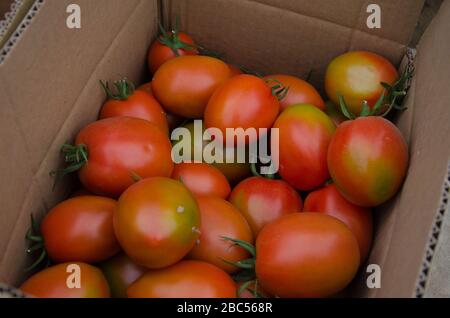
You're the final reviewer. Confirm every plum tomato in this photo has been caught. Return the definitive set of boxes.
[113,177,200,269]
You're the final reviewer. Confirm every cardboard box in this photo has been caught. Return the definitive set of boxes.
[0,0,449,297]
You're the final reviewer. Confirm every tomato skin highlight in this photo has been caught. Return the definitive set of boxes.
[171,163,231,199]
[264,74,325,111]
[205,74,280,145]
[273,104,336,191]
[99,90,169,135]
[327,116,408,207]
[20,262,110,298]
[325,51,398,115]
[114,177,200,269]
[100,253,147,298]
[256,213,360,298]
[152,55,231,118]
[229,176,303,235]
[41,196,120,263]
[148,32,198,74]
[76,117,173,197]
[304,184,373,261]
[187,196,253,273]
[127,260,236,298]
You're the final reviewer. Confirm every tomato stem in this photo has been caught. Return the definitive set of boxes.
[50,143,88,189]
[24,214,49,272]
[100,78,135,101]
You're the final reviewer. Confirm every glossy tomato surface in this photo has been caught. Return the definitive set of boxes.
[99,90,168,135]
[205,74,280,145]
[171,163,231,199]
[304,184,373,261]
[100,253,147,298]
[148,32,198,74]
[264,74,325,111]
[327,116,408,207]
[273,104,336,191]
[325,51,398,115]
[76,117,173,197]
[256,213,360,298]
[127,260,236,298]
[187,196,253,273]
[152,55,231,118]
[114,177,200,269]
[41,196,120,263]
[229,176,303,235]
[21,262,110,298]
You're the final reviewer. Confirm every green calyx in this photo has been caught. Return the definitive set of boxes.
[250,162,276,180]
[338,67,413,120]
[264,77,289,101]
[158,21,196,57]
[100,78,135,101]
[25,214,50,272]
[50,143,88,189]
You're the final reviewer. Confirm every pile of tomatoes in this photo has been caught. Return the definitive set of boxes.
[20,26,409,298]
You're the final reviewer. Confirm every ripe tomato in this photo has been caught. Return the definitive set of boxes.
[187,196,253,273]
[325,51,398,115]
[228,64,243,76]
[148,30,198,74]
[256,213,360,297]
[114,177,200,269]
[72,117,173,197]
[41,196,120,263]
[204,74,280,145]
[327,116,408,207]
[304,184,373,261]
[171,163,231,199]
[127,260,236,298]
[20,262,110,298]
[229,176,303,235]
[152,55,231,118]
[273,104,336,191]
[264,74,325,111]
[99,81,168,135]
[100,253,147,298]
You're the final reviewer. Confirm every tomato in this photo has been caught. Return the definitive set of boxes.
[187,196,253,273]
[256,213,360,297]
[41,196,120,263]
[20,262,110,298]
[127,260,236,298]
[228,64,243,76]
[273,104,336,191]
[99,80,168,135]
[304,184,373,261]
[70,117,173,197]
[148,30,198,74]
[152,55,231,118]
[100,253,147,298]
[229,176,303,235]
[205,74,280,145]
[114,177,200,269]
[172,163,231,199]
[325,51,398,115]
[264,74,325,111]
[327,116,408,207]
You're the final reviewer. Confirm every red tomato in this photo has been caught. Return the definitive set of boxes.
[256,213,360,297]
[327,116,408,207]
[41,196,120,263]
[73,117,173,197]
[148,31,198,74]
[325,51,398,115]
[264,74,325,111]
[127,260,236,298]
[114,177,200,269]
[229,176,303,235]
[273,104,336,191]
[171,163,231,199]
[205,74,280,145]
[100,253,147,298]
[152,55,231,118]
[304,184,373,261]
[187,196,253,273]
[228,64,243,76]
[21,262,110,298]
